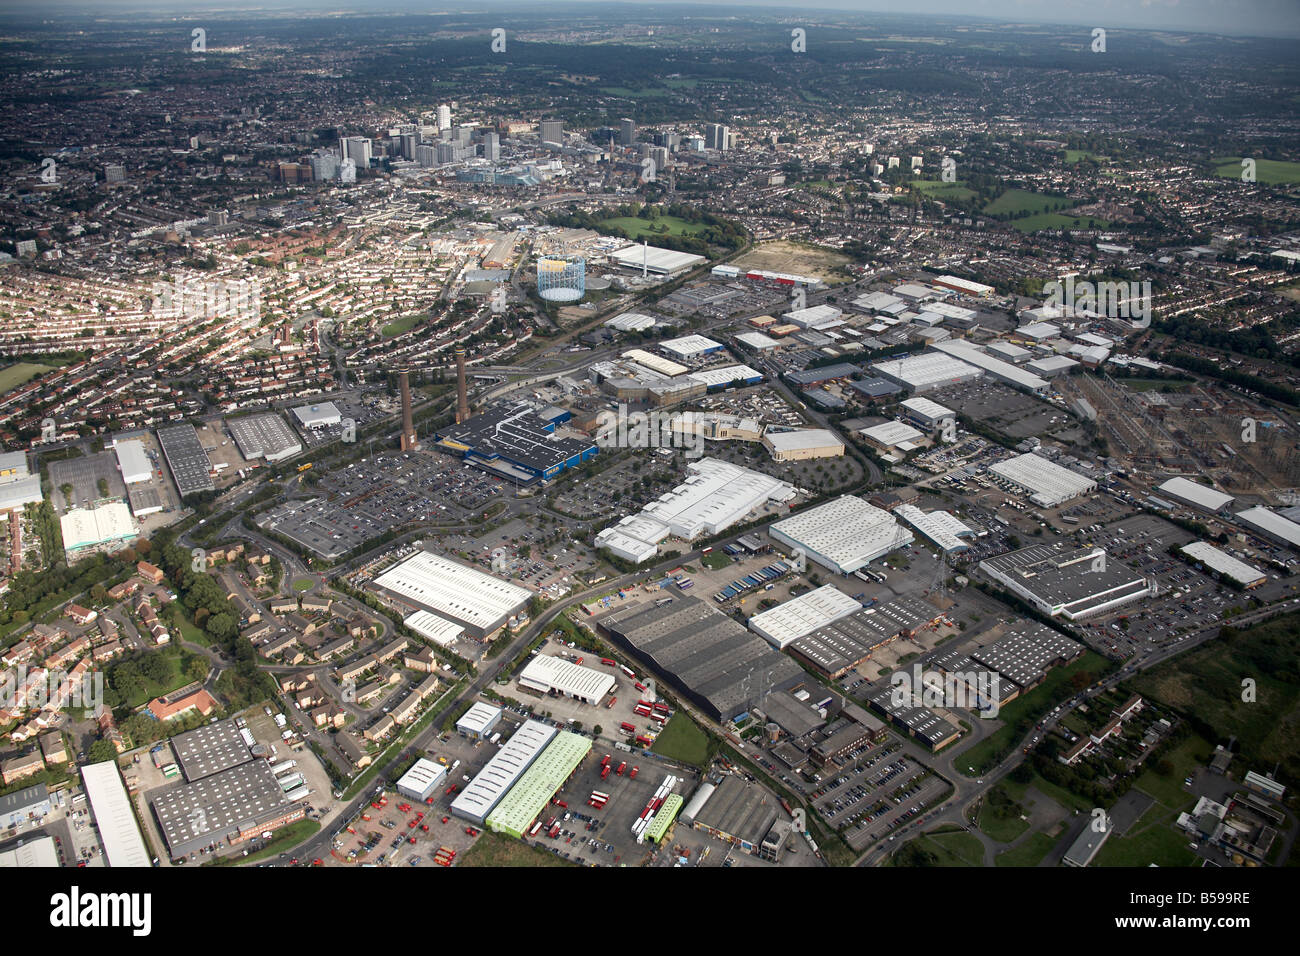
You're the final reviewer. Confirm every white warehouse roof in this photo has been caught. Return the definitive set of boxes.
[608,244,706,275]
[373,551,531,631]
[403,610,465,646]
[451,719,557,822]
[1158,477,1234,513]
[861,420,927,451]
[1236,506,1300,549]
[895,504,975,553]
[770,495,914,574]
[784,304,843,329]
[457,702,504,736]
[81,761,151,867]
[113,439,153,484]
[900,397,955,423]
[1180,541,1265,587]
[518,655,616,703]
[689,364,762,389]
[930,340,1049,392]
[870,352,983,392]
[764,429,845,454]
[659,334,724,359]
[990,453,1097,507]
[748,585,862,650]
[291,401,343,428]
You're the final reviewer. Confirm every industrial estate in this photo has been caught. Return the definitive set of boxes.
[0,0,1296,902]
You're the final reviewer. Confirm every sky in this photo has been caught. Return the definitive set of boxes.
[8,0,1300,39]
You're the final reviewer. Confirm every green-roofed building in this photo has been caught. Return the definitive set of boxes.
[486,731,592,839]
[644,793,683,844]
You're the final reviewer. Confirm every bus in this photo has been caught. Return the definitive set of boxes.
[701,546,713,554]
[605,696,617,709]
[527,820,543,838]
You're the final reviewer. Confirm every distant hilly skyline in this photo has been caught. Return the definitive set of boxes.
[5,0,1300,39]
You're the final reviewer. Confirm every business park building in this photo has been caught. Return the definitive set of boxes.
[769,495,913,575]
[370,550,532,640]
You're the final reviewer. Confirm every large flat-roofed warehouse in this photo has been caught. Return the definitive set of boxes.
[169,718,253,781]
[860,420,928,458]
[930,340,1049,394]
[607,243,706,276]
[865,686,962,751]
[435,403,597,484]
[395,757,448,802]
[371,550,531,640]
[227,413,303,463]
[966,622,1084,690]
[595,457,795,563]
[156,423,214,496]
[658,334,725,361]
[600,597,803,722]
[518,654,616,705]
[1157,477,1235,514]
[788,595,943,678]
[894,504,976,553]
[899,396,955,428]
[151,759,303,861]
[762,428,845,461]
[686,774,779,853]
[60,503,139,555]
[485,731,592,838]
[748,585,862,650]
[81,761,151,867]
[1180,541,1267,588]
[291,401,343,429]
[451,719,557,825]
[1235,506,1300,551]
[113,439,153,484]
[980,543,1155,620]
[989,452,1096,507]
[769,495,914,575]
[869,352,982,393]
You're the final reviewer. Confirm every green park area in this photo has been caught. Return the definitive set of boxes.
[382,314,425,337]
[890,826,985,866]
[912,179,977,202]
[1212,156,1300,184]
[0,362,56,395]
[598,215,705,240]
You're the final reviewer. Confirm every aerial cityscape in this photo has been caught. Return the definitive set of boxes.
[0,0,1296,904]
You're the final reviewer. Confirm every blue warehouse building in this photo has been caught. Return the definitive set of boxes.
[435,403,597,485]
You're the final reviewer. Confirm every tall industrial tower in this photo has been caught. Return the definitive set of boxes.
[455,347,469,424]
[399,369,419,451]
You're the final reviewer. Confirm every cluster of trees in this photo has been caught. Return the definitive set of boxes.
[102,649,207,710]
[1164,352,1300,407]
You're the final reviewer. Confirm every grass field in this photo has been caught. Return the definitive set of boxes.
[1065,150,1108,163]
[982,188,1072,217]
[1130,614,1300,783]
[978,783,1031,842]
[292,577,314,592]
[994,830,1057,867]
[650,712,711,766]
[382,314,425,337]
[892,828,986,866]
[1094,804,1197,867]
[1119,377,1192,392]
[1212,156,1300,184]
[598,215,705,240]
[700,551,731,570]
[0,362,55,395]
[1133,734,1212,810]
[1010,212,1111,233]
[458,830,574,867]
[912,179,977,202]
[957,651,1111,776]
